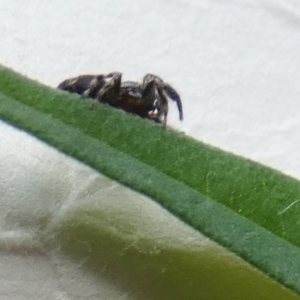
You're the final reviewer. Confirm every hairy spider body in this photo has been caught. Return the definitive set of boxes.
[58,72,183,125]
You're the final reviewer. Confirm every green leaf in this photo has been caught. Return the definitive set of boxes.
[1,65,300,299]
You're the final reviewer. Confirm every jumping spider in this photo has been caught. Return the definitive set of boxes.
[58,72,183,126]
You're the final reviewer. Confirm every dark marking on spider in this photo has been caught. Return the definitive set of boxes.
[58,72,183,126]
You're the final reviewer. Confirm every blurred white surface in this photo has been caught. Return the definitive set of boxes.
[1,0,300,299]
[0,121,213,300]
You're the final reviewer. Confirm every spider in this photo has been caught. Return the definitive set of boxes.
[58,72,183,126]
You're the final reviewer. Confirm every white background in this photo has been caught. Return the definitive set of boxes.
[1,1,300,299]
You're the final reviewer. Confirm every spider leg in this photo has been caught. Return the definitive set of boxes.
[141,77,165,123]
[96,72,122,105]
[141,78,156,104]
[143,74,183,121]
[58,75,98,95]
[81,75,104,98]
[142,74,169,125]
[58,73,116,99]
[82,73,117,98]
[143,73,163,85]
[156,84,169,127]
[162,83,183,121]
